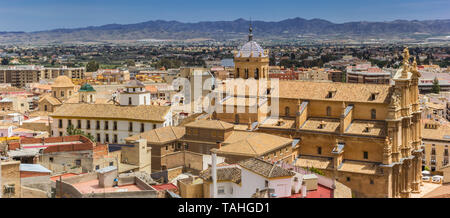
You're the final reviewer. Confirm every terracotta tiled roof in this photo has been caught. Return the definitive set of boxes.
[38,95,62,105]
[422,122,450,141]
[216,131,292,156]
[295,155,333,170]
[50,103,170,122]
[52,75,74,88]
[238,158,295,178]
[276,80,392,103]
[125,126,185,144]
[338,160,382,175]
[345,120,386,137]
[199,166,242,184]
[185,119,234,130]
[218,80,392,103]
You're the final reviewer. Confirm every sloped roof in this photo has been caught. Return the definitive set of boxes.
[126,80,145,88]
[79,83,95,92]
[125,126,185,144]
[216,131,292,156]
[237,41,267,58]
[238,158,295,178]
[20,164,52,173]
[38,95,62,105]
[276,80,392,103]
[51,103,170,122]
[185,119,234,130]
[52,75,74,88]
[199,167,242,184]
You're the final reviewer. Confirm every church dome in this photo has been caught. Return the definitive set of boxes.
[79,83,95,92]
[237,41,267,58]
[52,75,74,88]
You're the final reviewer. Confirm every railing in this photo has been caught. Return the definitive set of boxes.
[278,162,335,189]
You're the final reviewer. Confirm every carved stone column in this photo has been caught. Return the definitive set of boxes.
[400,160,411,198]
[412,155,421,193]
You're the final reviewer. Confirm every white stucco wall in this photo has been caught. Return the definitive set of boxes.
[51,117,170,144]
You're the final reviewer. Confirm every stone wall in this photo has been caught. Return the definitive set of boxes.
[21,185,49,198]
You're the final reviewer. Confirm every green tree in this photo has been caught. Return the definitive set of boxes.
[125,60,135,67]
[66,125,95,142]
[1,58,9,65]
[86,60,99,72]
[432,77,440,94]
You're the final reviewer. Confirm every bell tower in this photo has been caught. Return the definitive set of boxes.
[233,22,269,80]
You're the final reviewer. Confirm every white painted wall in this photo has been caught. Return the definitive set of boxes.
[119,92,151,106]
[208,166,293,198]
[51,118,169,144]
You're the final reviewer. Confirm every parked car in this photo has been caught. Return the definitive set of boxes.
[432,175,443,184]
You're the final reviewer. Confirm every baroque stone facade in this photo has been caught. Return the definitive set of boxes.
[212,28,422,198]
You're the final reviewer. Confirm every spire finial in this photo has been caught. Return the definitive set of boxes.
[248,18,253,42]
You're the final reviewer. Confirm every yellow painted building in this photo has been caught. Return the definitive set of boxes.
[212,28,422,198]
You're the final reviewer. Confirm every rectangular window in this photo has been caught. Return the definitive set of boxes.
[75,159,81,166]
[58,119,63,128]
[218,186,225,195]
[104,121,109,130]
[128,97,132,105]
[68,120,72,127]
[96,121,100,130]
[129,122,133,131]
[113,121,117,130]
[105,134,109,143]
[317,147,322,155]
[97,134,101,142]
[141,123,145,133]
[114,134,118,143]
[346,177,351,182]
[153,124,157,129]
[59,131,63,136]
[363,151,368,159]
[86,120,91,129]
[109,162,114,166]
[77,120,81,128]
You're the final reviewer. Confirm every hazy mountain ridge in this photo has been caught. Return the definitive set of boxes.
[1,17,449,44]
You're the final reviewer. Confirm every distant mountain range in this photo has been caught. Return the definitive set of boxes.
[1,18,449,44]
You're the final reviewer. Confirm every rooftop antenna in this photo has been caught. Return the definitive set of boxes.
[248,17,253,42]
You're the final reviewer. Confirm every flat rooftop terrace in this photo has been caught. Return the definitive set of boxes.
[22,141,83,149]
[72,179,144,194]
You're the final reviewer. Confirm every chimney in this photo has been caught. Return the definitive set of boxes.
[211,151,218,198]
[301,181,307,198]
[216,141,222,149]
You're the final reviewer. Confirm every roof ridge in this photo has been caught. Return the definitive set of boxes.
[169,126,177,140]
[154,128,161,142]
[245,138,258,155]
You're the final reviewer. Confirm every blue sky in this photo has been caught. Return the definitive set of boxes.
[0,0,449,32]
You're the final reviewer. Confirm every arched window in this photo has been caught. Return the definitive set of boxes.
[285,107,290,117]
[255,68,259,79]
[371,109,376,119]
[326,106,331,116]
